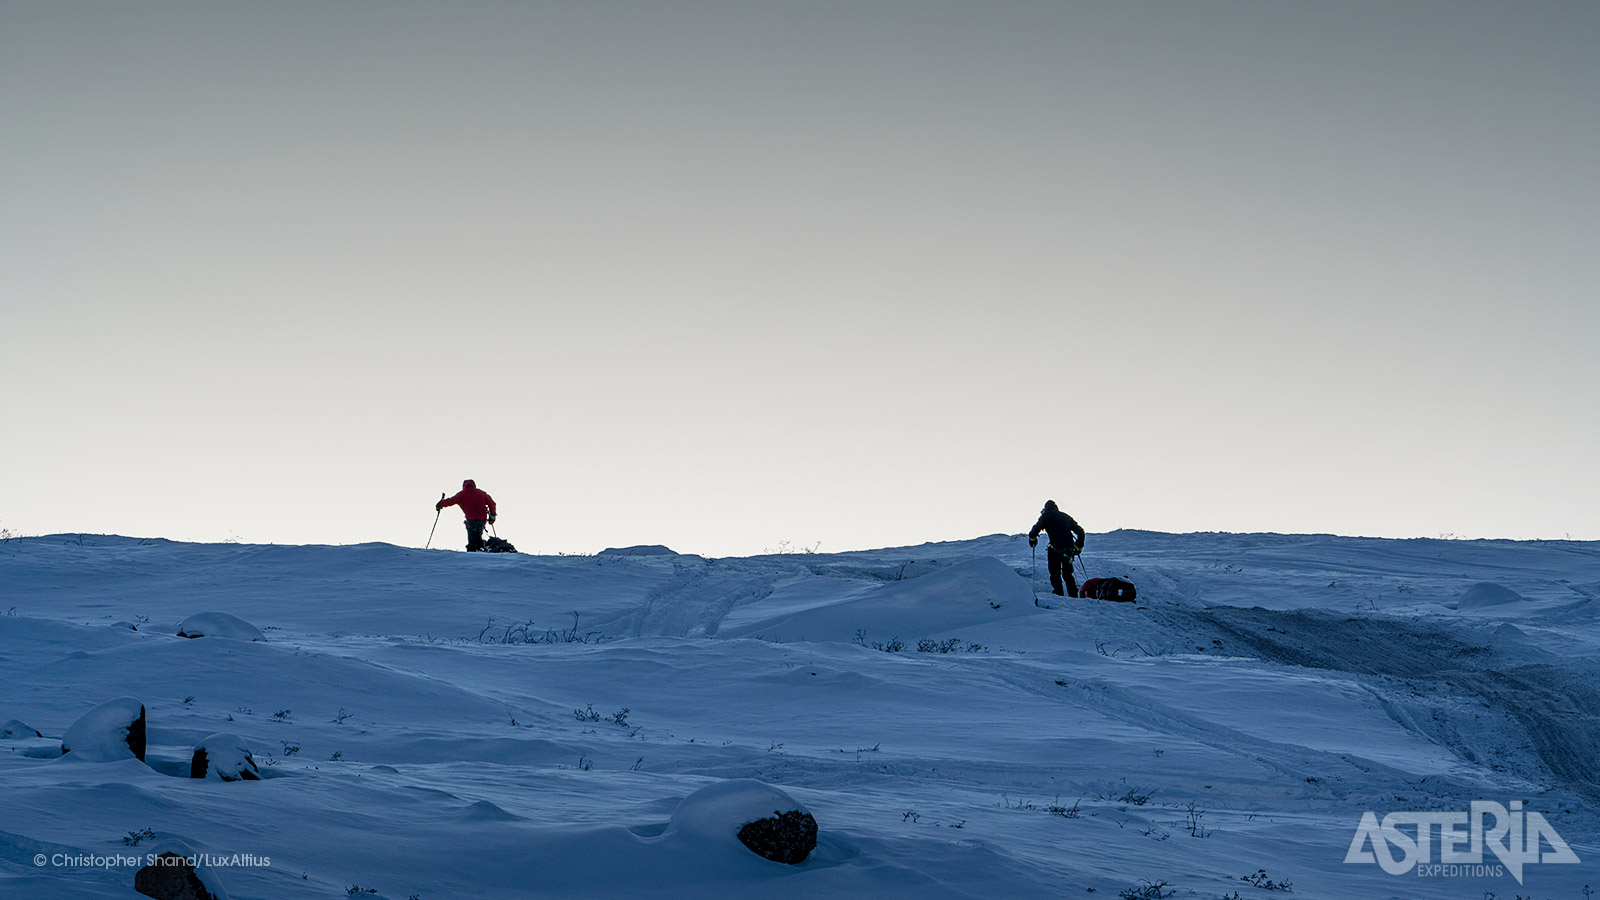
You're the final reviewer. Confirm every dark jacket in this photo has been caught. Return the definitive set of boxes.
[1029,507,1084,551]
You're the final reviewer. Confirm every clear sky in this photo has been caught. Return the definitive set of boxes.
[3,2,1597,556]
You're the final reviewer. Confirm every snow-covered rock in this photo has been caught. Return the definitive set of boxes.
[599,544,678,556]
[668,779,816,865]
[0,718,41,739]
[0,717,62,758]
[61,696,146,762]
[736,809,817,865]
[176,612,266,641]
[189,733,260,781]
[134,839,230,900]
[1456,581,1527,611]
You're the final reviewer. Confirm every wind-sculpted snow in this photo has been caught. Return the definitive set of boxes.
[1174,605,1600,803]
[716,556,1035,642]
[1,531,1597,898]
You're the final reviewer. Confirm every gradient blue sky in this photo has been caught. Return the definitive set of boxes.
[4,2,1597,555]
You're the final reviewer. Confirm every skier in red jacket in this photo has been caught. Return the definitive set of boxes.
[436,479,497,552]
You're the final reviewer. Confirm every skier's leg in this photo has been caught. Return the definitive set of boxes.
[1047,547,1066,596]
[1065,554,1079,598]
[465,520,486,552]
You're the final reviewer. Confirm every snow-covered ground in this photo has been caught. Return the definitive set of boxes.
[2,530,1597,899]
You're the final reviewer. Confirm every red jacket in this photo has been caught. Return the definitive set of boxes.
[439,480,496,521]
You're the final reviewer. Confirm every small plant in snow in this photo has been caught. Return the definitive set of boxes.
[282,742,300,756]
[1109,784,1153,806]
[764,540,820,554]
[1000,794,1080,818]
[851,630,905,652]
[610,708,630,727]
[476,612,605,645]
[915,637,983,653]
[271,709,292,722]
[1046,797,1082,819]
[122,828,156,846]
[1119,880,1174,900]
[577,755,593,771]
[346,887,378,896]
[1185,801,1212,837]
[1240,869,1291,890]
[333,708,352,724]
[183,695,195,706]
[902,811,920,823]
[329,750,343,761]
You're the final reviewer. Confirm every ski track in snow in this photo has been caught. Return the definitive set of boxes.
[1,530,1597,899]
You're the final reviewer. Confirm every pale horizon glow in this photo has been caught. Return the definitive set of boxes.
[3,2,1597,556]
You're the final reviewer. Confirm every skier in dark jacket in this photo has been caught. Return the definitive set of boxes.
[1029,500,1085,597]
[436,479,497,552]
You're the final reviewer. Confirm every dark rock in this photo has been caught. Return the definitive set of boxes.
[128,708,146,761]
[737,809,818,865]
[134,852,216,900]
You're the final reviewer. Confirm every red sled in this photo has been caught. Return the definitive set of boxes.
[1080,577,1137,603]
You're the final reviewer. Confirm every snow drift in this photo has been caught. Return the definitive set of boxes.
[1,531,1596,900]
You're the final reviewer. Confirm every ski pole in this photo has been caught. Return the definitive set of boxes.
[425,493,444,549]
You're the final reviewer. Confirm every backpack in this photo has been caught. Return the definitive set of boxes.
[482,536,518,553]
[1080,577,1136,602]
